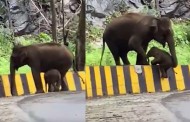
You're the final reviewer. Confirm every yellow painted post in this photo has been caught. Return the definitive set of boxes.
[94,66,103,96]
[143,66,155,93]
[116,66,126,94]
[104,66,114,95]
[129,66,140,93]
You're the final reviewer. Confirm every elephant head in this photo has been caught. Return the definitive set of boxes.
[10,44,28,94]
[150,17,178,68]
[147,47,158,58]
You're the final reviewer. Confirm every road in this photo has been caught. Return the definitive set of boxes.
[0,91,85,122]
[86,91,190,122]
[162,91,190,122]
[1,90,190,122]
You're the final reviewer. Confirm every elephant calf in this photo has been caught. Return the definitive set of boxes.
[44,69,61,92]
[147,47,174,78]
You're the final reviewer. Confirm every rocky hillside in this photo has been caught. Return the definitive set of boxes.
[0,0,189,36]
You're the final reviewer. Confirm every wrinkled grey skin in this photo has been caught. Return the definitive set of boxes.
[147,46,174,78]
[10,42,74,96]
[100,12,178,67]
[44,69,61,92]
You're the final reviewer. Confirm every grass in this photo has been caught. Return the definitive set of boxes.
[86,41,190,66]
[1,39,190,75]
[1,19,190,74]
[1,41,190,75]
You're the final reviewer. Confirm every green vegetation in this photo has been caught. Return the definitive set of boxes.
[0,16,190,75]
[86,19,190,66]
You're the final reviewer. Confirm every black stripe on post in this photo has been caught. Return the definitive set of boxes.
[20,74,30,95]
[8,75,18,96]
[64,77,68,89]
[89,67,97,97]
[100,66,107,96]
[167,68,177,91]
[73,73,82,91]
[0,76,5,97]
[110,66,119,95]
[151,65,162,92]
[123,66,132,94]
[138,66,147,93]
[181,65,190,90]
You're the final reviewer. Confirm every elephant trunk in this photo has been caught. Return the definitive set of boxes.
[167,36,178,68]
[146,51,153,64]
[146,51,151,58]
[10,61,16,95]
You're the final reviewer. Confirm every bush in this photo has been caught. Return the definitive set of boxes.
[172,21,190,45]
[0,31,54,74]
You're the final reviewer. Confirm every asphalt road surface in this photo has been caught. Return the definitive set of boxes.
[86,91,190,122]
[162,91,190,122]
[1,91,190,122]
[0,91,85,122]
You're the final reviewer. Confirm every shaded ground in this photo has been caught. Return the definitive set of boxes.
[2,90,190,122]
[0,91,85,122]
[162,91,190,122]
[86,92,183,122]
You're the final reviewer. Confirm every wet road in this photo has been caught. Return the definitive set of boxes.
[18,91,86,122]
[0,91,85,122]
[162,91,190,122]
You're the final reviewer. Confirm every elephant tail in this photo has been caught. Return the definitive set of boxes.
[100,36,106,66]
[72,60,85,84]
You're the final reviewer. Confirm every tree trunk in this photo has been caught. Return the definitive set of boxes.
[75,0,86,71]
[50,0,57,42]
[155,0,160,17]
[62,0,65,45]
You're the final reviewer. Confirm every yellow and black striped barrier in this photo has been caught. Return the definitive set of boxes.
[1,65,190,98]
[0,71,85,97]
[85,65,190,98]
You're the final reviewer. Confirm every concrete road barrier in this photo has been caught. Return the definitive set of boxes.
[0,71,85,97]
[1,65,190,98]
[85,65,190,98]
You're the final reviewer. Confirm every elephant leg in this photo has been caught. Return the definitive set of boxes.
[151,58,160,65]
[136,54,148,65]
[113,54,121,65]
[60,71,68,91]
[10,79,16,96]
[136,44,148,65]
[52,83,59,92]
[160,67,167,78]
[120,52,130,65]
[48,83,51,92]
[129,36,148,65]
[31,68,44,93]
[107,42,121,65]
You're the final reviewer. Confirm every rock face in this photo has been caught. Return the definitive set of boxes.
[0,0,189,36]
[0,0,73,36]
[86,0,190,26]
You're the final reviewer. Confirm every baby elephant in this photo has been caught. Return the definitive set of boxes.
[147,47,174,78]
[44,69,61,92]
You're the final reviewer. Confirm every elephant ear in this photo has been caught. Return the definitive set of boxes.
[20,51,28,63]
[149,18,158,34]
[12,47,28,63]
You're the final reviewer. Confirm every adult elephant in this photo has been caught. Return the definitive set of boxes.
[100,12,178,67]
[10,42,74,95]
